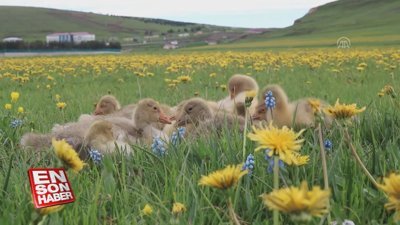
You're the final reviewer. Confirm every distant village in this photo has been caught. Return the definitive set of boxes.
[2,28,267,50]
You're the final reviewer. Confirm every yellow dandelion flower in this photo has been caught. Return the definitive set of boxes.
[379,173,400,220]
[331,69,340,73]
[198,164,247,190]
[46,84,51,89]
[168,83,177,88]
[177,75,192,83]
[47,75,54,81]
[220,84,227,91]
[248,123,307,165]
[245,90,257,107]
[18,107,24,113]
[308,98,322,114]
[37,205,65,215]
[379,85,396,98]
[172,79,181,84]
[172,202,186,214]
[11,92,20,102]
[245,90,257,98]
[5,104,12,110]
[356,66,365,72]
[323,99,366,120]
[358,62,367,68]
[142,204,153,216]
[52,139,85,173]
[56,102,67,110]
[291,153,310,166]
[55,94,61,101]
[209,73,216,78]
[261,181,330,218]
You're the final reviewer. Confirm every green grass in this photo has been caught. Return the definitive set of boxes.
[0,49,399,224]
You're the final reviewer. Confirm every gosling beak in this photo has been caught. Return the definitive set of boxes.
[176,119,185,127]
[251,114,261,120]
[93,110,102,116]
[159,111,172,124]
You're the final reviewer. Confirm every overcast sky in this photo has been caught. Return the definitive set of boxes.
[1,0,336,28]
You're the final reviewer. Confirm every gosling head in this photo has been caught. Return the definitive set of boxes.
[134,98,172,126]
[252,103,267,121]
[175,98,213,127]
[228,74,258,99]
[93,95,121,115]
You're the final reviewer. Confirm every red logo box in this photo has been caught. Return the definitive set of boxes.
[28,168,75,208]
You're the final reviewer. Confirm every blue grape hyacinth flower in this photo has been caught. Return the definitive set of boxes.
[265,149,285,173]
[152,136,167,157]
[171,127,186,146]
[88,148,103,164]
[10,119,23,128]
[242,153,255,175]
[265,91,276,109]
[324,139,333,151]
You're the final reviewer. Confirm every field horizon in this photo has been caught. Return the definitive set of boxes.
[1,0,400,50]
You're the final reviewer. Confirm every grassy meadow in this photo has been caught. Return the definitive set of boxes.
[0,6,213,41]
[191,0,400,50]
[0,49,400,225]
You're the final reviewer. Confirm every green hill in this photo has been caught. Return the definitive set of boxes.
[192,0,400,49]
[0,6,228,42]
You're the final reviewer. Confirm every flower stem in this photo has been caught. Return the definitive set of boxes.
[344,127,379,188]
[30,214,47,225]
[228,197,241,225]
[273,155,280,225]
[317,123,331,224]
[242,108,248,160]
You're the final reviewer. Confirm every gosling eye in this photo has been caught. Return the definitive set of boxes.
[187,107,193,113]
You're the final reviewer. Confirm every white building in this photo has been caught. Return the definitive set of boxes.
[144,35,160,39]
[163,44,178,50]
[2,37,23,42]
[163,40,179,49]
[46,32,95,44]
[178,33,190,38]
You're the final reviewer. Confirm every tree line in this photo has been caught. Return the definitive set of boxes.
[0,40,121,51]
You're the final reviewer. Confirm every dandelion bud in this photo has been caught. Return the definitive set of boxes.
[11,92,20,102]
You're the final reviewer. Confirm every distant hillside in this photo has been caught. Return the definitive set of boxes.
[194,0,400,49]
[0,6,232,42]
